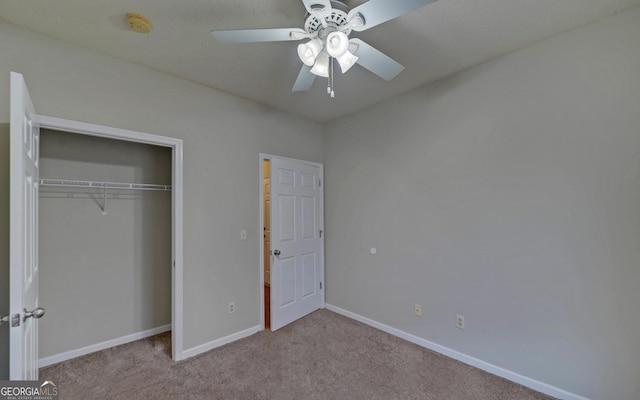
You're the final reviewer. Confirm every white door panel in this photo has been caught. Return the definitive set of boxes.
[270,157,323,331]
[279,256,296,306]
[10,72,42,380]
[301,252,317,298]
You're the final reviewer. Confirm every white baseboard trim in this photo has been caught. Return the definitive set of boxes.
[39,324,172,368]
[182,325,261,360]
[325,304,588,400]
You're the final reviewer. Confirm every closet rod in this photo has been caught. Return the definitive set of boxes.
[39,178,171,191]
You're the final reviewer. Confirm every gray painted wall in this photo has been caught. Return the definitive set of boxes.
[0,19,324,378]
[38,129,171,358]
[324,7,640,400]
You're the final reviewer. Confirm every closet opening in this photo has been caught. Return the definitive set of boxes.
[36,124,182,367]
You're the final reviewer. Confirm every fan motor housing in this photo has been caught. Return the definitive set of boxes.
[304,1,352,36]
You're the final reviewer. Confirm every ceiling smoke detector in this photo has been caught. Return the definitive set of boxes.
[127,13,152,34]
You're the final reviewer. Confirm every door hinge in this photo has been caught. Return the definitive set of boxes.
[320,282,323,289]
[319,179,321,187]
[319,229,323,238]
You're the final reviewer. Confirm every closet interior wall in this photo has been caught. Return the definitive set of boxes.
[38,129,172,360]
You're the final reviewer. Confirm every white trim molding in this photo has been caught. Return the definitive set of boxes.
[38,325,171,368]
[182,325,261,360]
[325,304,589,400]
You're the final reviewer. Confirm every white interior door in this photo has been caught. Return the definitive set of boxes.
[9,72,43,379]
[270,156,324,331]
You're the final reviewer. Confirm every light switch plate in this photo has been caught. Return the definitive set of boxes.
[240,229,247,240]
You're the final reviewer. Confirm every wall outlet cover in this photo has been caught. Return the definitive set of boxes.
[456,314,465,329]
[414,304,422,317]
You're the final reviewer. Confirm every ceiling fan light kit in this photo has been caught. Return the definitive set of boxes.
[211,0,438,97]
[298,39,324,66]
[326,31,349,56]
[334,50,358,73]
[326,31,358,73]
[310,50,330,78]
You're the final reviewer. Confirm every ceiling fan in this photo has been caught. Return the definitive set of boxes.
[211,0,437,97]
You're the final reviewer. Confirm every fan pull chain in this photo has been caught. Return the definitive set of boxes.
[327,58,331,95]
[331,57,335,98]
[328,57,335,98]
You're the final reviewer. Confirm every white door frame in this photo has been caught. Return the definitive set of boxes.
[34,114,185,361]
[258,153,325,330]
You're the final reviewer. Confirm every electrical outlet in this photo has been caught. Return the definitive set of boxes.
[228,302,235,314]
[414,304,422,317]
[456,314,465,329]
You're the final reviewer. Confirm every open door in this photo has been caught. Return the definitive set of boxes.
[270,156,324,331]
[9,72,44,379]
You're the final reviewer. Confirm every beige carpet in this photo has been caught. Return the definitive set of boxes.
[41,310,556,400]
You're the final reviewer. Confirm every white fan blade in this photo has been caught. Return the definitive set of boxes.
[302,0,333,19]
[347,0,437,32]
[292,65,316,92]
[211,28,307,43]
[350,39,404,81]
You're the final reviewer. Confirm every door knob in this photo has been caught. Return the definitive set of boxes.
[23,307,45,322]
[273,249,281,256]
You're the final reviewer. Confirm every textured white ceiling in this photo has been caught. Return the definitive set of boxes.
[1,0,639,121]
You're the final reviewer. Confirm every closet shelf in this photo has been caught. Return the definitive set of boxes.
[39,178,171,191]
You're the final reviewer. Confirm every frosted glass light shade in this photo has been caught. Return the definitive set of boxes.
[336,51,358,73]
[310,51,330,77]
[297,39,323,66]
[326,31,349,58]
